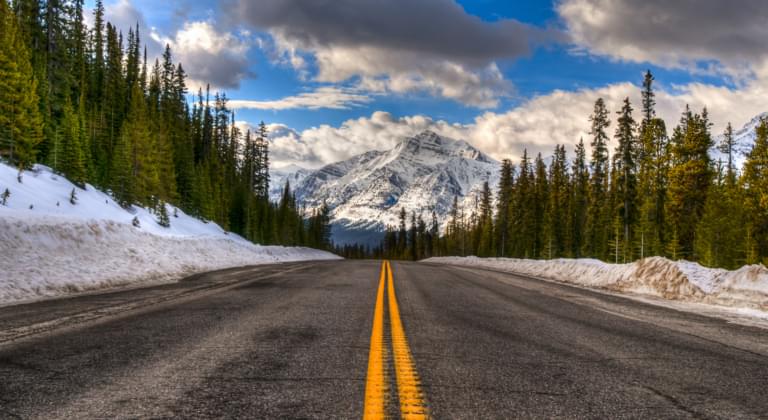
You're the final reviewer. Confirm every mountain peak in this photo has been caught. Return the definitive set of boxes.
[393,130,493,164]
[288,132,500,245]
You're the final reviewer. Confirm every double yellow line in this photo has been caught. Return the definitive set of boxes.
[363,260,428,419]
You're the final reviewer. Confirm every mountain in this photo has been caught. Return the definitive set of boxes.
[279,130,499,245]
[712,112,767,168]
[269,164,311,201]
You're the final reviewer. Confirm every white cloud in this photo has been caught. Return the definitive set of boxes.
[229,87,371,111]
[558,0,768,79]
[262,78,768,169]
[231,0,555,108]
[154,21,253,90]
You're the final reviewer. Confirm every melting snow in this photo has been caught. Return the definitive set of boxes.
[425,256,768,315]
[0,162,339,306]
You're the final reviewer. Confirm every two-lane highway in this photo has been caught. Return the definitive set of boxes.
[1,260,767,418]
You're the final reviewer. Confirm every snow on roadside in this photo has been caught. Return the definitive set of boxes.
[424,256,768,313]
[0,163,339,306]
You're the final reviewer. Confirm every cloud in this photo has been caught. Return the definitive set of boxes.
[262,77,768,169]
[229,87,371,111]
[154,21,254,90]
[99,1,252,90]
[558,0,768,77]
[230,0,556,107]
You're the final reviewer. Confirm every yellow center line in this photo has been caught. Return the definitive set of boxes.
[363,261,388,420]
[386,260,429,419]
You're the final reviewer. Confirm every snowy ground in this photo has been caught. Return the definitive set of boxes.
[0,162,339,306]
[425,256,768,319]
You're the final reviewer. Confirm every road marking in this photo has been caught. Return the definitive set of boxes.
[363,261,388,419]
[386,260,429,419]
[363,261,429,419]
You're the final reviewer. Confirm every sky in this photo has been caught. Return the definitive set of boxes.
[94,0,768,169]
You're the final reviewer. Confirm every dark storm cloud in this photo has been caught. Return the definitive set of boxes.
[559,0,768,69]
[228,0,556,66]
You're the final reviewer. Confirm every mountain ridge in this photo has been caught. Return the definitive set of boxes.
[271,130,499,245]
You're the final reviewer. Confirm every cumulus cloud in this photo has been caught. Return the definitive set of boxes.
[154,21,253,90]
[558,0,768,77]
[229,87,371,111]
[99,0,253,90]
[263,77,768,169]
[104,0,163,57]
[230,0,556,107]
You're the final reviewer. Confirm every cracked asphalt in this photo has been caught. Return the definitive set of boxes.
[1,260,767,418]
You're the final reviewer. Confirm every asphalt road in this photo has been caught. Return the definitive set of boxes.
[1,260,767,419]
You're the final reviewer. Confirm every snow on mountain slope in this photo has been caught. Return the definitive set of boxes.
[0,162,339,306]
[712,112,767,168]
[290,131,499,244]
[269,164,311,202]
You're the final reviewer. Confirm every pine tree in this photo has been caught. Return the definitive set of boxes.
[718,122,736,183]
[585,98,610,259]
[637,70,668,258]
[495,159,514,256]
[570,138,589,257]
[613,97,638,261]
[695,162,743,268]
[533,153,548,258]
[741,118,768,264]
[157,201,170,227]
[398,207,407,257]
[0,0,43,176]
[59,98,86,185]
[666,106,713,258]
[477,181,493,257]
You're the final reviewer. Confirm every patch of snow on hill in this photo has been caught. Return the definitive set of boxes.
[425,256,768,313]
[0,162,339,306]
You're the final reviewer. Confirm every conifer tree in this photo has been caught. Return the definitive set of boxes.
[741,118,768,264]
[157,201,170,227]
[477,181,494,257]
[695,161,743,268]
[666,106,713,258]
[495,159,514,256]
[613,97,638,261]
[585,98,610,259]
[0,0,43,176]
[545,145,569,258]
[59,98,87,185]
[570,139,589,257]
[533,153,548,258]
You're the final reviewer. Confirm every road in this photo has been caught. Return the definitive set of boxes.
[1,260,767,419]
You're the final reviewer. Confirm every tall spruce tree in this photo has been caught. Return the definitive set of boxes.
[741,118,768,264]
[585,98,611,259]
[666,106,713,258]
[613,97,638,261]
[0,0,43,176]
[495,159,514,257]
[570,138,589,257]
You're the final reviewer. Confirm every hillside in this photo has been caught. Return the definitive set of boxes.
[0,162,339,306]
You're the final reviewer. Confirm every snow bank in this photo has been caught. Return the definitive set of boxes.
[0,163,339,305]
[425,256,768,312]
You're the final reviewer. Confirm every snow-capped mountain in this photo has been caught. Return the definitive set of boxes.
[278,130,499,245]
[712,112,767,168]
[269,164,312,201]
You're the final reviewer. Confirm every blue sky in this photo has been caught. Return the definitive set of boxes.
[98,0,768,168]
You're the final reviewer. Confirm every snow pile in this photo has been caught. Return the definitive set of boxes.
[425,256,768,311]
[0,162,339,305]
